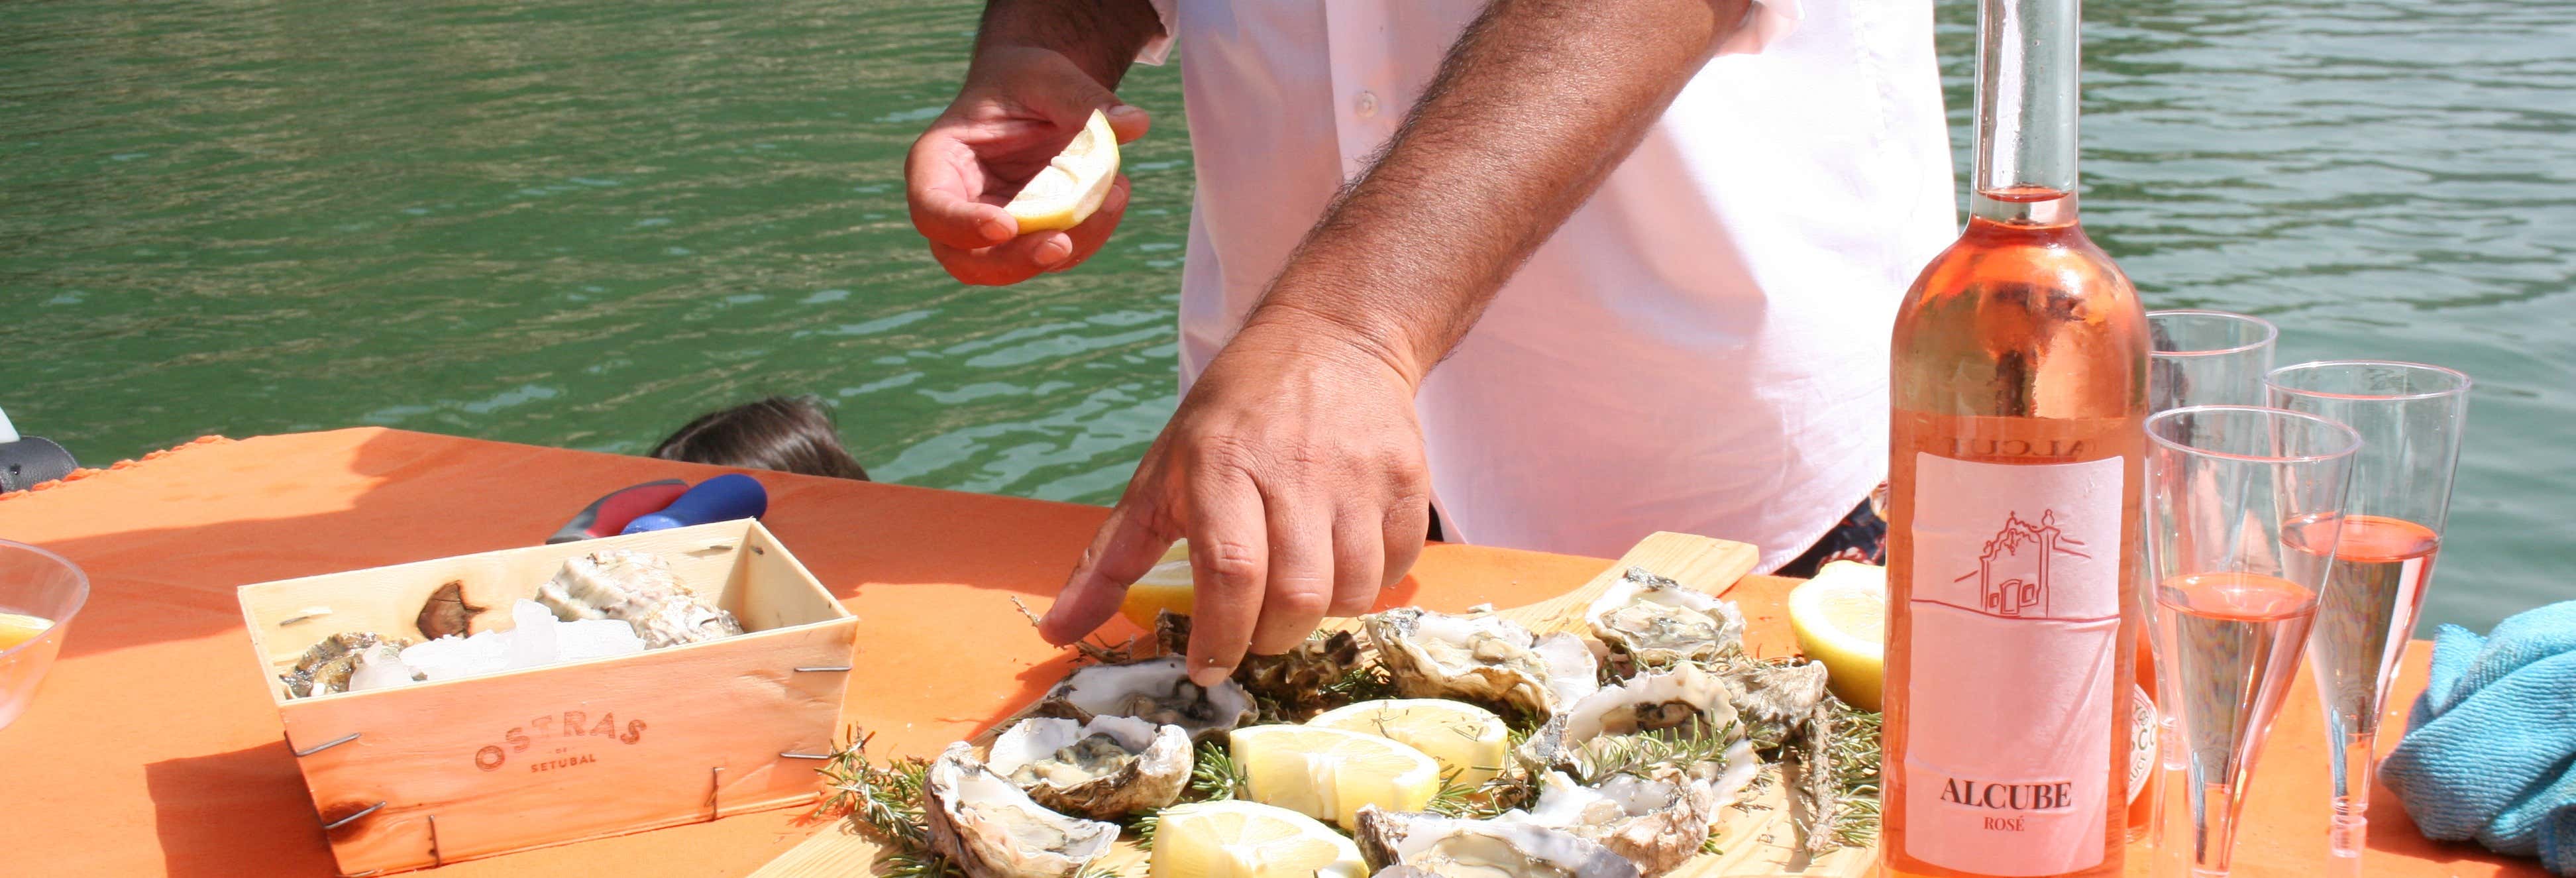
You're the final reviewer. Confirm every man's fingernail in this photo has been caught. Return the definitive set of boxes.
[1108,104,1145,121]
[1035,239,1072,267]
[1188,663,1230,687]
[978,216,1012,242]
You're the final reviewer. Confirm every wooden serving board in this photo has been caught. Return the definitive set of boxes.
[755,532,1875,877]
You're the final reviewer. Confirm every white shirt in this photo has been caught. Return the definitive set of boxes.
[1139,0,1956,571]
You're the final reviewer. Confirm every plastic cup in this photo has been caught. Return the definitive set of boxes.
[0,539,88,730]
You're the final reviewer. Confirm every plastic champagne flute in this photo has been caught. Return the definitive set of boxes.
[2265,361,2471,871]
[2149,311,2278,411]
[2143,406,2360,877]
[2135,309,2279,840]
[0,539,89,730]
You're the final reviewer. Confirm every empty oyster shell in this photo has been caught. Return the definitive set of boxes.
[1521,663,1740,773]
[1583,567,1744,667]
[1355,806,1640,878]
[1364,608,1599,719]
[923,742,1120,878]
[1036,655,1256,742]
[537,549,742,648]
[986,715,1192,818]
[280,631,413,698]
[1505,745,1760,877]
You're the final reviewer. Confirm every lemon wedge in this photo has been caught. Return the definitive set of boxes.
[0,612,51,651]
[1788,560,1887,711]
[1117,541,1195,630]
[1149,800,1366,878]
[1005,109,1120,233]
[1229,724,1442,828]
[1307,698,1509,788]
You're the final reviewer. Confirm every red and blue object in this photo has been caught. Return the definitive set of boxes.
[548,480,692,543]
[620,473,768,535]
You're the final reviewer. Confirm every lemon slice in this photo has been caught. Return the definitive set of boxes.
[1307,698,1509,788]
[1005,109,1120,233]
[1149,800,1366,878]
[1118,541,1195,629]
[1229,724,1442,828]
[1788,560,1887,710]
[0,612,51,651]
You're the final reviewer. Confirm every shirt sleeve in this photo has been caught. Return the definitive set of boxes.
[1717,0,1803,56]
[1134,0,1179,66]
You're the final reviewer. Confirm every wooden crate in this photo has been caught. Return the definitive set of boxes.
[237,520,857,877]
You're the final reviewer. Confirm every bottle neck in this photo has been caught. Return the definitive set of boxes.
[1970,0,2082,225]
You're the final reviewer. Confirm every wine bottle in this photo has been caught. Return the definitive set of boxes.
[1880,0,2148,873]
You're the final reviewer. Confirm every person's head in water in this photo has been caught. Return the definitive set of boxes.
[652,396,869,480]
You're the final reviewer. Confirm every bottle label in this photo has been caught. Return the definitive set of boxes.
[1902,453,2121,876]
[2130,684,2157,805]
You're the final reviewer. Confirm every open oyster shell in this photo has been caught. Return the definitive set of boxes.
[1354,806,1640,878]
[1505,745,1761,878]
[1157,611,1364,719]
[280,631,413,698]
[1521,663,1741,773]
[537,549,742,648]
[986,716,1191,818]
[1035,655,1256,742]
[923,742,1120,878]
[1364,608,1599,719]
[1583,567,1744,667]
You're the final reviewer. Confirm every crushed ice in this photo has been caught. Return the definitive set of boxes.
[347,599,645,692]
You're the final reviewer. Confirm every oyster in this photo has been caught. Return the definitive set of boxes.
[1036,655,1256,742]
[280,631,413,698]
[986,716,1192,818]
[1503,754,1758,877]
[1364,608,1598,719]
[923,742,1120,878]
[1521,663,1740,773]
[536,549,742,648]
[1354,806,1640,878]
[1157,611,1364,719]
[1583,567,1744,667]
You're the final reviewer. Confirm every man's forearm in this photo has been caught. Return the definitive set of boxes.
[1248,0,1744,384]
[975,0,1164,90]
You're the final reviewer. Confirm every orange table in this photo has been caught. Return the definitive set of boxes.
[0,429,2538,877]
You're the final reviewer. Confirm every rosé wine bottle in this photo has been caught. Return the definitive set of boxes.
[1880,0,2149,873]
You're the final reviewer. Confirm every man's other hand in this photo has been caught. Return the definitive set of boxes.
[906,46,1150,286]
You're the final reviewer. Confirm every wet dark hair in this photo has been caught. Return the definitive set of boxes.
[651,396,869,481]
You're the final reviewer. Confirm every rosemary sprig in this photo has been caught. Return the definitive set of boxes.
[1819,700,1883,850]
[1570,722,1741,786]
[1185,740,1249,802]
[1318,658,1399,704]
[1128,811,1160,851]
[809,730,955,875]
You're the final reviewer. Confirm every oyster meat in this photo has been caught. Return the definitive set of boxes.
[536,549,742,648]
[1505,745,1760,877]
[1364,608,1598,719]
[1583,567,1744,667]
[923,742,1120,878]
[280,631,413,698]
[1522,663,1740,773]
[1355,806,1640,878]
[1036,655,1256,742]
[986,715,1192,818]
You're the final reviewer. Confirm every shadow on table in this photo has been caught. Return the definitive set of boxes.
[144,740,342,877]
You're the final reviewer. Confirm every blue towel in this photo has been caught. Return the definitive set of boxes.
[2381,600,2576,876]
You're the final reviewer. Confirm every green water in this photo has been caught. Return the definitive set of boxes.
[3,1,2567,629]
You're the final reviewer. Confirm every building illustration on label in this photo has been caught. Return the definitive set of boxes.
[1954,510,2092,618]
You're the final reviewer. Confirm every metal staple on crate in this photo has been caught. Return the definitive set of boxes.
[294,732,362,757]
[321,800,386,831]
[793,665,851,673]
[707,766,724,821]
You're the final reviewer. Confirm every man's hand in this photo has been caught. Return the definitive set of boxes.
[906,46,1149,286]
[1039,312,1434,685]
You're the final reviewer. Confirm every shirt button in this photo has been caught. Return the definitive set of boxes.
[1353,91,1379,119]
